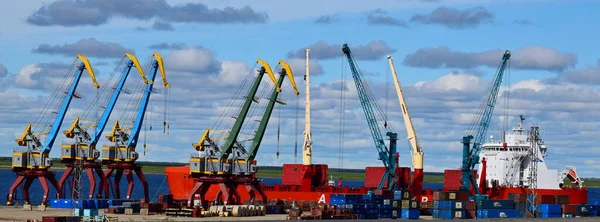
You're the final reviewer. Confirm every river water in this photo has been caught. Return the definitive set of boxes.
[0,169,598,205]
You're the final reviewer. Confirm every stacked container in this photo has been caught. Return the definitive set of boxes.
[329,189,419,220]
[431,191,472,219]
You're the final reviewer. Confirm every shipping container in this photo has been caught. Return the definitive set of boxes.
[483,209,521,218]
[365,167,411,189]
[282,164,328,186]
[478,200,515,209]
[539,213,561,218]
[562,204,578,215]
[401,209,420,219]
[443,169,477,191]
[555,195,570,204]
[42,216,66,222]
[465,201,477,210]
[539,204,562,214]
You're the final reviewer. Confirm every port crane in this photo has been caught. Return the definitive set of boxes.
[187,60,296,208]
[342,44,399,190]
[302,49,313,167]
[7,55,100,206]
[387,56,424,198]
[189,59,279,177]
[461,50,511,194]
[58,53,147,200]
[102,52,170,202]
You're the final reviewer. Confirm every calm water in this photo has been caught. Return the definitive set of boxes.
[0,169,598,205]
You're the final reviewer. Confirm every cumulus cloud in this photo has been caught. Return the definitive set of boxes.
[558,65,600,85]
[367,15,408,27]
[148,42,187,50]
[151,20,174,31]
[27,0,268,26]
[403,46,577,71]
[163,46,221,74]
[410,7,494,29]
[314,15,338,24]
[32,38,133,58]
[287,40,396,61]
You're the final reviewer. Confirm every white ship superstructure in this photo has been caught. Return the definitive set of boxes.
[477,115,582,190]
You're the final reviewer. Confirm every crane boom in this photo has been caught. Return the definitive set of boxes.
[388,56,424,198]
[126,53,169,148]
[90,53,141,145]
[461,50,511,193]
[219,60,279,159]
[342,44,398,190]
[303,49,312,166]
[246,61,299,161]
[42,54,100,153]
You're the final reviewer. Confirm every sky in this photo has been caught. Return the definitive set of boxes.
[1,0,600,178]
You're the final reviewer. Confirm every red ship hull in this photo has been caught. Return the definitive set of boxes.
[165,166,587,205]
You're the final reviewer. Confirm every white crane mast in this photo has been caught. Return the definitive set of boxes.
[387,56,423,170]
[303,49,312,165]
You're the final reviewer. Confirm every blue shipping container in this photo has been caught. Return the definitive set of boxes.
[485,209,520,218]
[393,190,403,199]
[432,209,439,218]
[479,200,515,209]
[539,213,561,218]
[539,204,562,214]
[402,209,420,219]
[438,209,465,219]
[476,210,487,219]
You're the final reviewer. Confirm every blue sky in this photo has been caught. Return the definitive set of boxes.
[1,0,600,178]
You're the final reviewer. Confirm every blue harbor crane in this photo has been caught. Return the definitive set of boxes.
[7,55,99,206]
[342,44,398,190]
[461,50,511,194]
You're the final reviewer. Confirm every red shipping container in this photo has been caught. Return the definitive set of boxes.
[538,195,556,204]
[465,201,477,210]
[443,170,477,191]
[365,167,411,189]
[282,164,328,187]
[466,209,477,219]
[562,204,578,215]
[42,217,66,222]
[555,195,570,204]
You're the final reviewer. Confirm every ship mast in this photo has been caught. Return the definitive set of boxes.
[303,48,312,165]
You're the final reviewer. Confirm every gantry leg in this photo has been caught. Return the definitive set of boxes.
[7,175,26,206]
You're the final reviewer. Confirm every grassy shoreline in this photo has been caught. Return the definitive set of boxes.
[1,157,599,186]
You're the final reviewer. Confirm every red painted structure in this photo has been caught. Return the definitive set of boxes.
[7,170,61,205]
[103,162,149,202]
[165,164,435,205]
[58,161,107,199]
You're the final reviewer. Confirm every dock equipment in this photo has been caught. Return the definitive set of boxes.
[342,44,398,190]
[7,55,100,206]
[188,59,298,208]
[58,53,146,200]
[387,56,424,199]
[460,50,511,194]
[101,52,170,202]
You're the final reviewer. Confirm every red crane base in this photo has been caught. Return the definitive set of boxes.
[58,161,108,199]
[104,162,148,202]
[6,169,61,206]
[187,175,267,209]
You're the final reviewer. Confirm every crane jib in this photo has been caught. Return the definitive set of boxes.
[91,61,134,145]
[127,61,159,148]
[342,44,398,190]
[42,62,86,153]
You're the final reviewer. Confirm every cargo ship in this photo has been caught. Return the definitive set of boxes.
[443,115,587,204]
